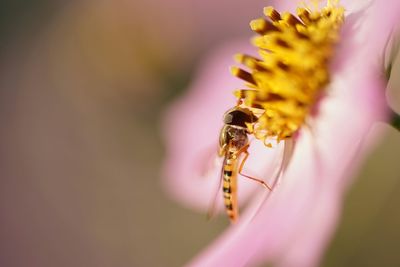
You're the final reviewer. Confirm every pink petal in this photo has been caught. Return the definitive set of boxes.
[162,0,400,266]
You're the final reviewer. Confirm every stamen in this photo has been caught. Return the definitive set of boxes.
[230,67,257,85]
[282,12,304,26]
[297,8,313,24]
[250,18,280,35]
[264,7,281,21]
[234,54,272,72]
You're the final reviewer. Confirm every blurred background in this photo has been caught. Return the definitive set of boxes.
[0,1,399,266]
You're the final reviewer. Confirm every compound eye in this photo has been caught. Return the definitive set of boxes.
[223,113,234,125]
[223,109,255,128]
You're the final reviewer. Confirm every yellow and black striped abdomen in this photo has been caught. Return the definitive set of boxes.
[222,157,238,222]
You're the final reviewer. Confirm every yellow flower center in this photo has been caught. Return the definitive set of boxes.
[231,2,344,144]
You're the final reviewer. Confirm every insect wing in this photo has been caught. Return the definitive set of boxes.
[206,154,227,220]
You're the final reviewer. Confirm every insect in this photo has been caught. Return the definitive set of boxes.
[216,105,273,222]
[208,3,342,222]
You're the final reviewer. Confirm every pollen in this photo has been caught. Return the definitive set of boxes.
[231,2,344,144]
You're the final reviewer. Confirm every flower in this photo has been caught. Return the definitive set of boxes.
[162,1,400,266]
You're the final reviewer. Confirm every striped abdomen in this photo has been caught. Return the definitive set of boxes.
[222,155,238,222]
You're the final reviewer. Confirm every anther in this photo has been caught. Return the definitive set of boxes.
[264,6,281,21]
[230,67,257,85]
[250,18,280,35]
[275,38,291,49]
[234,54,272,72]
[297,8,312,24]
[276,61,290,71]
[282,12,303,27]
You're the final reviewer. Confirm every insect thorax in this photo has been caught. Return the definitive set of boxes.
[219,107,256,152]
[219,125,248,152]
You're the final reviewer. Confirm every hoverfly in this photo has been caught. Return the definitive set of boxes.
[214,105,274,222]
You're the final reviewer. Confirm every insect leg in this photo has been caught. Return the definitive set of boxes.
[237,146,272,191]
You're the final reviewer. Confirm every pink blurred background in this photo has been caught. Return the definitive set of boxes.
[0,1,399,266]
